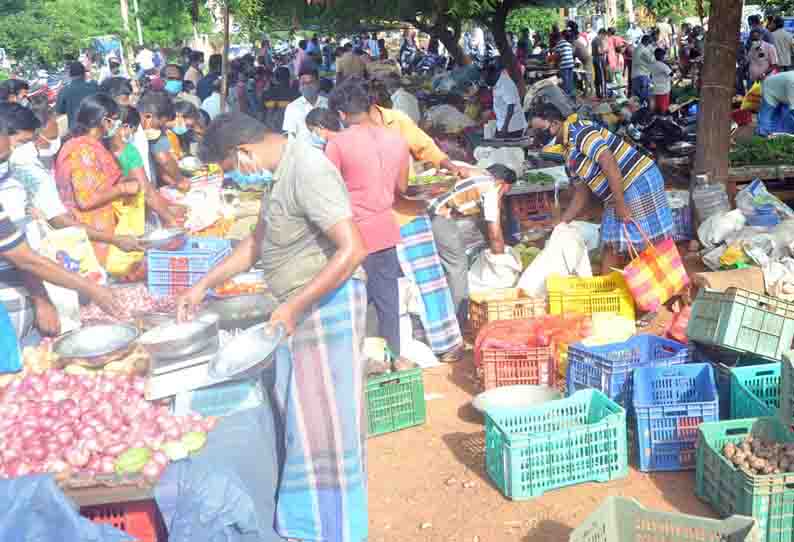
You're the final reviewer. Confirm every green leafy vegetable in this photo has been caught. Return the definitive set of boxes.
[730,136,794,167]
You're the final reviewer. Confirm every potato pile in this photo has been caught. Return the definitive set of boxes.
[723,437,794,476]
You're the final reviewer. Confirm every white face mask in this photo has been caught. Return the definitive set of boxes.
[37,136,62,157]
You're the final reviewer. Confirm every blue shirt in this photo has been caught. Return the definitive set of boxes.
[554,40,575,70]
[197,72,220,102]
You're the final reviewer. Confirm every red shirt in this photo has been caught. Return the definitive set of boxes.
[325,124,409,254]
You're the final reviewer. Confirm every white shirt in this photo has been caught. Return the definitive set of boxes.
[650,60,672,94]
[8,142,67,221]
[390,89,421,124]
[282,95,329,139]
[202,92,222,119]
[773,28,794,67]
[481,185,500,223]
[626,27,643,45]
[473,28,485,55]
[135,49,154,71]
[493,71,527,133]
[133,126,155,185]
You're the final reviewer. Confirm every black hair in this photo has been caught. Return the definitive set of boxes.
[654,48,666,61]
[137,91,175,119]
[71,93,119,136]
[1,102,40,134]
[121,106,140,129]
[344,43,353,51]
[641,35,653,46]
[28,94,50,125]
[299,40,308,50]
[189,50,204,64]
[532,103,565,123]
[486,164,517,184]
[183,80,196,93]
[305,107,341,131]
[99,76,133,99]
[598,28,608,36]
[328,78,371,115]
[198,109,210,128]
[319,77,333,94]
[209,53,223,73]
[163,63,184,79]
[69,61,86,77]
[748,15,761,26]
[174,100,200,120]
[5,79,29,96]
[181,46,192,57]
[274,66,291,85]
[775,16,786,29]
[198,112,272,163]
[298,66,319,80]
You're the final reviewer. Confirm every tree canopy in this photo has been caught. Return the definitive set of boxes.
[0,0,213,67]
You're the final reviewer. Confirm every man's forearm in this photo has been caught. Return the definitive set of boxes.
[7,244,101,299]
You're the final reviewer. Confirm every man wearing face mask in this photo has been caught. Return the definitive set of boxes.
[55,62,99,129]
[176,112,369,542]
[162,64,201,109]
[282,67,328,140]
[748,28,779,83]
[137,91,189,190]
[0,79,30,106]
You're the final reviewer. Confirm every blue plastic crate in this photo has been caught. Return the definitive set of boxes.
[632,363,718,472]
[147,237,231,298]
[566,335,689,409]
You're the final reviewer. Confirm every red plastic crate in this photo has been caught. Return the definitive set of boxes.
[478,345,557,390]
[508,192,552,218]
[80,500,167,542]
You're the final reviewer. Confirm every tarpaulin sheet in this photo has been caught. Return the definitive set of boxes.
[0,474,132,542]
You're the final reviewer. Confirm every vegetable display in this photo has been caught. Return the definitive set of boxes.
[523,172,555,186]
[729,136,794,167]
[0,369,217,484]
[722,436,794,475]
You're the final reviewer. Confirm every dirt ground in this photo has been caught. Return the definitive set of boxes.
[366,349,716,542]
[366,276,723,542]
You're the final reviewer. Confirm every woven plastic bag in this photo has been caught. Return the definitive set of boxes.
[621,221,689,312]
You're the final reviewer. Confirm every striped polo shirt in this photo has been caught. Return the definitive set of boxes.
[564,120,654,201]
[554,40,575,70]
[0,203,23,255]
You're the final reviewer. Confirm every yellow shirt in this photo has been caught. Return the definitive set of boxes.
[376,106,451,226]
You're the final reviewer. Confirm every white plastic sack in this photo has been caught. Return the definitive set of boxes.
[736,179,794,219]
[570,221,601,251]
[468,247,523,294]
[517,223,592,297]
[423,104,476,134]
[697,209,746,248]
[473,146,525,176]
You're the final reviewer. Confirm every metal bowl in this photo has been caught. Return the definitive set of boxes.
[138,228,187,251]
[132,311,176,332]
[210,322,285,380]
[203,293,278,331]
[138,313,219,361]
[53,324,140,368]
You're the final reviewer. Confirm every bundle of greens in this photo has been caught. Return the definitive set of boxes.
[729,136,794,167]
[523,172,555,186]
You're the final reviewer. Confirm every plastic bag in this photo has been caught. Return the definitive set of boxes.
[0,303,22,374]
[697,209,746,248]
[517,223,592,297]
[736,179,794,220]
[106,191,145,276]
[423,105,476,134]
[468,247,523,294]
[38,226,107,285]
[741,81,762,112]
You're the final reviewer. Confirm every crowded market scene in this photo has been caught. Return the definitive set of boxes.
[4,0,794,539]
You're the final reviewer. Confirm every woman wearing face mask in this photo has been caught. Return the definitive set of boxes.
[530,103,673,275]
[28,94,61,169]
[106,106,181,229]
[170,101,203,158]
[304,106,342,149]
[137,91,189,191]
[54,93,142,265]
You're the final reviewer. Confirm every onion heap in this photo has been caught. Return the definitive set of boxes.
[0,370,217,484]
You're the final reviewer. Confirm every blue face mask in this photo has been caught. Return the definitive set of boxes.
[172,125,188,136]
[309,132,327,149]
[164,80,183,95]
[228,169,274,187]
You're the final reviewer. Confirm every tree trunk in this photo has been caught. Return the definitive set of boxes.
[625,0,635,23]
[692,0,742,185]
[411,16,465,66]
[120,0,130,32]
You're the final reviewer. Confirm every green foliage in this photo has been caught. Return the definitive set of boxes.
[761,0,794,13]
[0,0,212,67]
[634,0,710,20]
[506,6,561,36]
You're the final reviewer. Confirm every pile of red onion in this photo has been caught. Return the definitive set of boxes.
[0,370,216,482]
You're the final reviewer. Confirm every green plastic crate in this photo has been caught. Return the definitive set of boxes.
[484,389,628,500]
[366,368,426,437]
[687,288,794,361]
[570,496,759,542]
[730,364,781,419]
[695,417,794,542]
[782,353,794,429]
